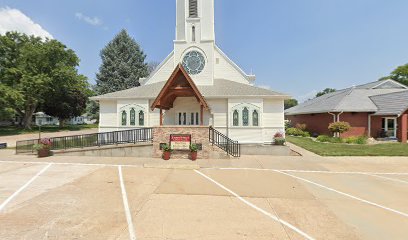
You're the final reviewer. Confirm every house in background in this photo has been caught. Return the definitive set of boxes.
[34,112,96,126]
[285,80,408,143]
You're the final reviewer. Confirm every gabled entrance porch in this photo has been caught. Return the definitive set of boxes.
[150,64,210,126]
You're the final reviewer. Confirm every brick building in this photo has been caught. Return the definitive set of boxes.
[286,80,408,143]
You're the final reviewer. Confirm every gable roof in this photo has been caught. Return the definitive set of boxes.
[370,90,408,116]
[150,64,209,110]
[91,79,289,100]
[285,79,408,115]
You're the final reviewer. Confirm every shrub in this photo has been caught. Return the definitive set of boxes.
[316,135,331,142]
[286,128,310,137]
[274,132,286,145]
[285,120,293,130]
[295,123,307,131]
[316,135,343,143]
[328,122,351,134]
[344,136,367,145]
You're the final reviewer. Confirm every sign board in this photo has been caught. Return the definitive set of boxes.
[170,134,191,150]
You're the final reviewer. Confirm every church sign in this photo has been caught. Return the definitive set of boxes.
[170,134,191,150]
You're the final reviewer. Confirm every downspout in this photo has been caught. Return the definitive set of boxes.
[328,112,337,137]
[368,114,373,138]
[337,111,344,122]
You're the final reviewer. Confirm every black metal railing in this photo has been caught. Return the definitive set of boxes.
[209,127,240,157]
[16,128,153,154]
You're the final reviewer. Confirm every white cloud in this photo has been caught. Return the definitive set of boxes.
[75,12,102,26]
[0,7,53,39]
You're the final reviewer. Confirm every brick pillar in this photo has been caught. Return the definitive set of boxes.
[400,113,408,143]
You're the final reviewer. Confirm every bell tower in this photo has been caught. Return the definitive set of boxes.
[175,0,215,43]
[174,0,215,85]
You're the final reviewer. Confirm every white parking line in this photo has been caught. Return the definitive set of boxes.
[118,166,137,240]
[364,173,408,185]
[214,167,408,175]
[194,170,315,240]
[0,163,52,213]
[275,170,408,218]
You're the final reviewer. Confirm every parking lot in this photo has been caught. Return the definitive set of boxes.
[0,153,408,240]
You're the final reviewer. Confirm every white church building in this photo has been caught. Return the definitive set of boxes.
[92,0,289,144]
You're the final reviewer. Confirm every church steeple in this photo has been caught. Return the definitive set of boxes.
[176,0,215,43]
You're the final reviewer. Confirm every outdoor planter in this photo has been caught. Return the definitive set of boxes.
[189,144,198,161]
[190,151,198,161]
[161,144,173,160]
[162,151,171,160]
[37,149,50,158]
[34,138,53,158]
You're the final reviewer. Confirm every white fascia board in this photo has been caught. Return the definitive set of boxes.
[143,51,174,85]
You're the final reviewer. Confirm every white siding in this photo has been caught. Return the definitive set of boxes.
[99,100,117,132]
[145,53,175,85]
[208,99,227,128]
[214,48,250,85]
[163,97,210,125]
[262,99,285,143]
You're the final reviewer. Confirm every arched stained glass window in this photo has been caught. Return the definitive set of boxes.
[242,107,249,126]
[139,111,144,126]
[121,111,127,126]
[253,110,259,126]
[233,110,239,126]
[130,109,136,126]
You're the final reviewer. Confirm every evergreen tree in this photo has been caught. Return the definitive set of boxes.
[95,29,148,95]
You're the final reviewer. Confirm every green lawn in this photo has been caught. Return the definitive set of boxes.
[287,136,408,156]
[0,124,98,137]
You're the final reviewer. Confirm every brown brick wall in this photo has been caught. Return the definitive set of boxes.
[286,113,334,136]
[152,126,224,159]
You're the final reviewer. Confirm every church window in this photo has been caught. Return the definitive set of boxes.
[192,26,196,42]
[233,110,239,126]
[191,112,194,125]
[130,108,136,126]
[183,112,187,125]
[189,0,198,18]
[139,111,144,126]
[179,113,182,125]
[196,112,199,125]
[253,110,259,126]
[242,107,249,126]
[121,111,127,126]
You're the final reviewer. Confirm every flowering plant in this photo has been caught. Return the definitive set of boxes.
[33,138,52,151]
[273,132,286,145]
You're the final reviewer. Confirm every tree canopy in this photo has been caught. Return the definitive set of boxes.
[0,32,89,129]
[95,29,149,95]
[316,88,336,98]
[284,99,298,110]
[381,64,408,86]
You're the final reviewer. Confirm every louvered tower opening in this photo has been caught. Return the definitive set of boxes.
[189,0,198,17]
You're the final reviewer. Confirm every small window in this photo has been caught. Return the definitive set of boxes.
[139,111,144,126]
[189,0,198,17]
[121,111,127,126]
[191,112,194,125]
[196,112,199,125]
[179,113,182,125]
[130,109,136,126]
[183,112,187,125]
[242,107,249,126]
[192,26,196,42]
[233,110,239,126]
[253,110,259,126]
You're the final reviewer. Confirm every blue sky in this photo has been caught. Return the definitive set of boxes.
[1,0,408,101]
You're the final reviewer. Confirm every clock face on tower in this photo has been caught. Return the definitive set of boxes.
[182,51,205,75]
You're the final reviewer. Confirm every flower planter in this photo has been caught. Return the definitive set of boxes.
[162,151,171,160]
[37,149,50,158]
[190,151,198,161]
